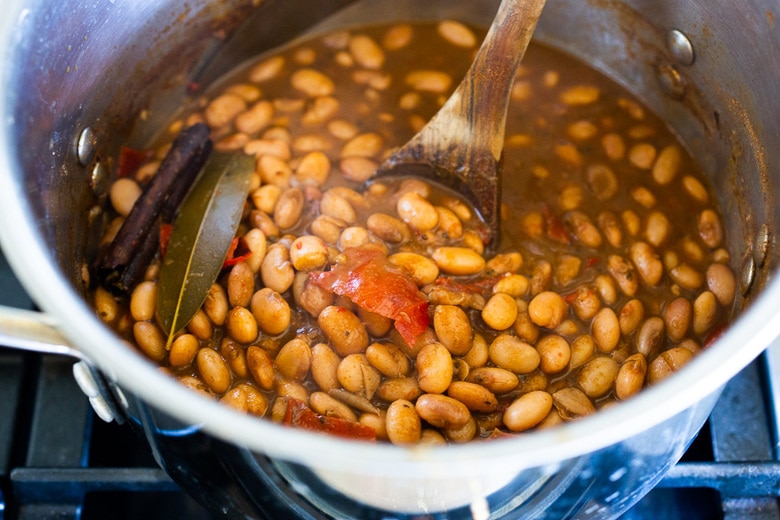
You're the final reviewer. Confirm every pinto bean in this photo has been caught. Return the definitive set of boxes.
[383,24,413,50]
[415,342,453,394]
[645,211,671,247]
[289,235,329,271]
[648,346,693,384]
[669,263,704,290]
[481,293,518,331]
[446,381,498,413]
[488,334,540,374]
[187,308,213,340]
[615,353,647,400]
[247,346,275,390]
[630,241,663,286]
[564,210,602,248]
[396,191,439,231]
[415,393,471,429]
[291,68,334,97]
[683,175,709,203]
[437,20,477,47]
[503,391,553,432]
[528,291,569,329]
[552,387,596,420]
[243,228,268,273]
[377,377,423,402]
[652,144,682,185]
[467,367,519,394]
[616,303,643,340]
[311,343,341,392]
[338,354,381,398]
[663,297,691,342]
[341,132,383,158]
[444,415,477,443]
[388,252,439,286]
[636,317,666,357]
[693,291,718,336]
[536,334,571,374]
[130,280,157,322]
[366,342,410,378]
[405,70,453,93]
[462,333,489,368]
[570,334,596,368]
[367,213,410,244]
[220,387,249,413]
[707,263,736,306]
[433,305,473,355]
[607,254,639,297]
[220,337,248,379]
[227,261,255,308]
[698,209,723,248]
[591,307,621,352]
[514,310,540,344]
[386,399,421,445]
[260,243,295,294]
[320,190,356,224]
[275,337,312,382]
[560,85,600,105]
[110,178,142,217]
[133,322,166,362]
[432,246,486,275]
[349,34,385,69]
[226,306,258,344]
[357,307,393,338]
[94,286,121,324]
[168,333,199,368]
[196,348,231,394]
[318,305,369,356]
[577,356,618,398]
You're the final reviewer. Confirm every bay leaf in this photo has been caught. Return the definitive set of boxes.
[156,152,254,347]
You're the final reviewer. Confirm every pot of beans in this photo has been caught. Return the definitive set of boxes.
[1,0,778,517]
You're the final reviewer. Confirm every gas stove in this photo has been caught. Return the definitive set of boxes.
[1,250,779,520]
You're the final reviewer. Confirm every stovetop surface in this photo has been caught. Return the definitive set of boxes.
[1,252,779,520]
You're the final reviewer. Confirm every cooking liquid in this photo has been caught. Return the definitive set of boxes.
[98,20,736,442]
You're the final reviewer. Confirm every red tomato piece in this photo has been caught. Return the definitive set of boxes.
[282,398,376,441]
[222,236,252,268]
[117,146,151,178]
[309,247,430,346]
[159,223,174,257]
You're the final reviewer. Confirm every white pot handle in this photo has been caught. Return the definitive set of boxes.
[0,304,124,423]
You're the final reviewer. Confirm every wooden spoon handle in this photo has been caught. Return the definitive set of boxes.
[395,0,545,168]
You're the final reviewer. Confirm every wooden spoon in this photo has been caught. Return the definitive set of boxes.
[375,0,546,248]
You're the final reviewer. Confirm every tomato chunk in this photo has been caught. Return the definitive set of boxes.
[222,236,253,268]
[117,146,151,178]
[282,398,376,441]
[309,247,430,346]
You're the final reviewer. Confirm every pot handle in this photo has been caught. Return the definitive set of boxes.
[0,304,125,424]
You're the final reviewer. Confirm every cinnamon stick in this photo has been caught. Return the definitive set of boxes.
[97,123,212,292]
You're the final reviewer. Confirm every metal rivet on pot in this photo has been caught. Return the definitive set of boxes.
[76,127,96,166]
[667,29,695,66]
[89,162,109,197]
[739,254,755,296]
[754,224,771,268]
[657,64,686,100]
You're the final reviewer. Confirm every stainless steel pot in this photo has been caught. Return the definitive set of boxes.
[1,0,778,517]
